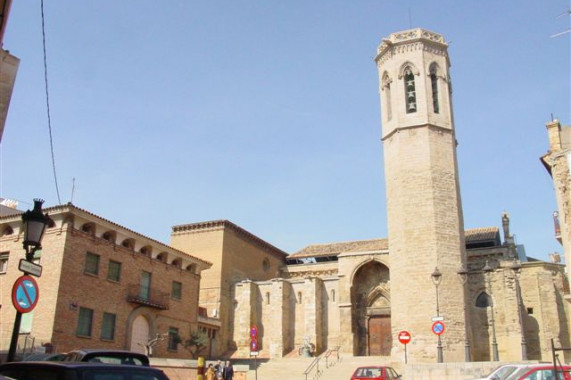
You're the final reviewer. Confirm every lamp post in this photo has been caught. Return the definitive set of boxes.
[510,260,528,360]
[7,199,51,362]
[483,260,499,361]
[431,267,443,363]
[457,265,472,362]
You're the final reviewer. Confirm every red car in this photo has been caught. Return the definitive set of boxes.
[350,366,402,380]
[505,364,571,380]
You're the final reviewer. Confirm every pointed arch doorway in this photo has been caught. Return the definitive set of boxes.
[351,260,391,356]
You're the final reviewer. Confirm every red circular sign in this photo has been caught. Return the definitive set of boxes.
[398,330,411,345]
[250,325,258,338]
[250,339,258,352]
[432,321,445,336]
[12,275,39,313]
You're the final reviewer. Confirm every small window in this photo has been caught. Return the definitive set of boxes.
[171,281,182,300]
[475,292,492,308]
[527,307,533,315]
[84,252,100,275]
[107,260,122,282]
[331,289,336,303]
[0,252,9,274]
[77,307,94,337]
[298,291,303,304]
[430,71,439,113]
[168,327,179,351]
[265,292,270,305]
[101,312,116,340]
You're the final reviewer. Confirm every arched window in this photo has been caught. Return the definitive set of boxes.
[476,292,493,308]
[382,73,392,121]
[430,64,439,114]
[404,67,417,113]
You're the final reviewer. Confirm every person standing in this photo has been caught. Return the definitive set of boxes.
[214,360,223,380]
[205,364,216,380]
[222,361,234,380]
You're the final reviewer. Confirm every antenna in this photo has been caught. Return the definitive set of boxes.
[70,177,75,204]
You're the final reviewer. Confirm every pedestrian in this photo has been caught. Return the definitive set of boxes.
[223,361,234,380]
[205,364,216,380]
[214,360,223,380]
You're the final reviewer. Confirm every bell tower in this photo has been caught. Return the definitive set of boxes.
[375,29,469,362]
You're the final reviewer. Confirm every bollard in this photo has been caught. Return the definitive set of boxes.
[197,356,205,380]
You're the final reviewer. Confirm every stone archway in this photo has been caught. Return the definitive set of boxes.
[351,260,390,356]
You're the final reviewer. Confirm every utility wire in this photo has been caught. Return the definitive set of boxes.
[41,0,61,204]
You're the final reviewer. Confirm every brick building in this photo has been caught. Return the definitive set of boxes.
[0,203,211,359]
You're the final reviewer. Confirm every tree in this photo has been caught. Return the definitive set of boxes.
[182,330,209,359]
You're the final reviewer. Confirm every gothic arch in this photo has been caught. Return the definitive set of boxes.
[349,257,389,285]
[397,61,420,79]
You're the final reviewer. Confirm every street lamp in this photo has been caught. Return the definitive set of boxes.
[8,199,52,362]
[483,260,499,361]
[431,266,443,363]
[457,265,472,362]
[510,260,528,360]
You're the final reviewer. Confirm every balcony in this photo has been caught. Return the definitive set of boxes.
[127,285,169,310]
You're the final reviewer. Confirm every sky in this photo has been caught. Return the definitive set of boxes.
[0,1,569,260]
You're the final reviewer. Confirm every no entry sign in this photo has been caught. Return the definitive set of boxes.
[12,275,39,313]
[432,321,445,336]
[398,330,411,345]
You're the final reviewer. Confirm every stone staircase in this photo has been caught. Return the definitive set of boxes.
[246,355,398,380]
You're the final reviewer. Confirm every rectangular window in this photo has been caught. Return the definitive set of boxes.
[139,271,151,300]
[171,281,182,300]
[107,260,122,282]
[84,252,100,275]
[0,252,8,273]
[168,327,179,351]
[77,307,94,337]
[101,312,116,340]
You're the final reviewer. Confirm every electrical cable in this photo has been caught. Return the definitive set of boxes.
[40,0,61,204]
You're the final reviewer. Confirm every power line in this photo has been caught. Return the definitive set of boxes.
[40,0,61,204]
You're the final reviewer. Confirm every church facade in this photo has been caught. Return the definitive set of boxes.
[172,29,571,363]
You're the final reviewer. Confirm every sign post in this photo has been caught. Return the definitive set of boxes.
[8,275,40,362]
[398,330,412,363]
[250,325,258,380]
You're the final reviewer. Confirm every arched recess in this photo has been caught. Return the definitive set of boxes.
[156,252,168,263]
[139,245,152,257]
[126,308,157,354]
[381,71,393,121]
[121,238,135,250]
[350,260,391,356]
[171,258,182,269]
[81,222,96,235]
[102,230,116,244]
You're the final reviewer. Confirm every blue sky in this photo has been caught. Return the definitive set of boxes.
[0,1,569,260]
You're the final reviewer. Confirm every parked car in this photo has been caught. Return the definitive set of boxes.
[22,352,67,361]
[350,366,402,380]
[504,364,571,380]
[466,364,528,380]
[0,361,169,380]
[62,349,150,366]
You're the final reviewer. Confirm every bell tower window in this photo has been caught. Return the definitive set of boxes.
[382,73,392,121]
[430,65,440,114]
[404,68,416,113]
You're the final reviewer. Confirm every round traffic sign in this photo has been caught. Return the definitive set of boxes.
[250,325,258,339]
[12,275,39,313]
[432,321,445,335]
[398,330,411,345]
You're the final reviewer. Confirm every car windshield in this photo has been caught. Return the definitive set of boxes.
[488,365,518,379]
[355,367,382,378]
[86,355,146,366]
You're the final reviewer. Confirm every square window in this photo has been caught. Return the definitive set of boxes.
[0,252,9,274]
[77,307,93,337]
[84,252,100,275]
[168,327,179,351]
[171,281,182,300]
[107,260,122,282]
[101,312,116,340]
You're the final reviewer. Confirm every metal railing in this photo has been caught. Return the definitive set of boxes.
[126,285,169,310]
[303,346,341,380]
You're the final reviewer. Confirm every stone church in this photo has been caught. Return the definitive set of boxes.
[171,29,570,363]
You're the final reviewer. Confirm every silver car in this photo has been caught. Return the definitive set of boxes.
[467,364,527,380]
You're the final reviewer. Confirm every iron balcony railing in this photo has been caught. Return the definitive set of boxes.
[126,284,169,310]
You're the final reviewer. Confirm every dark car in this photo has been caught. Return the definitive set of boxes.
[62,349,150,366]
[350,366,402,380]
[0,361,168,380]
